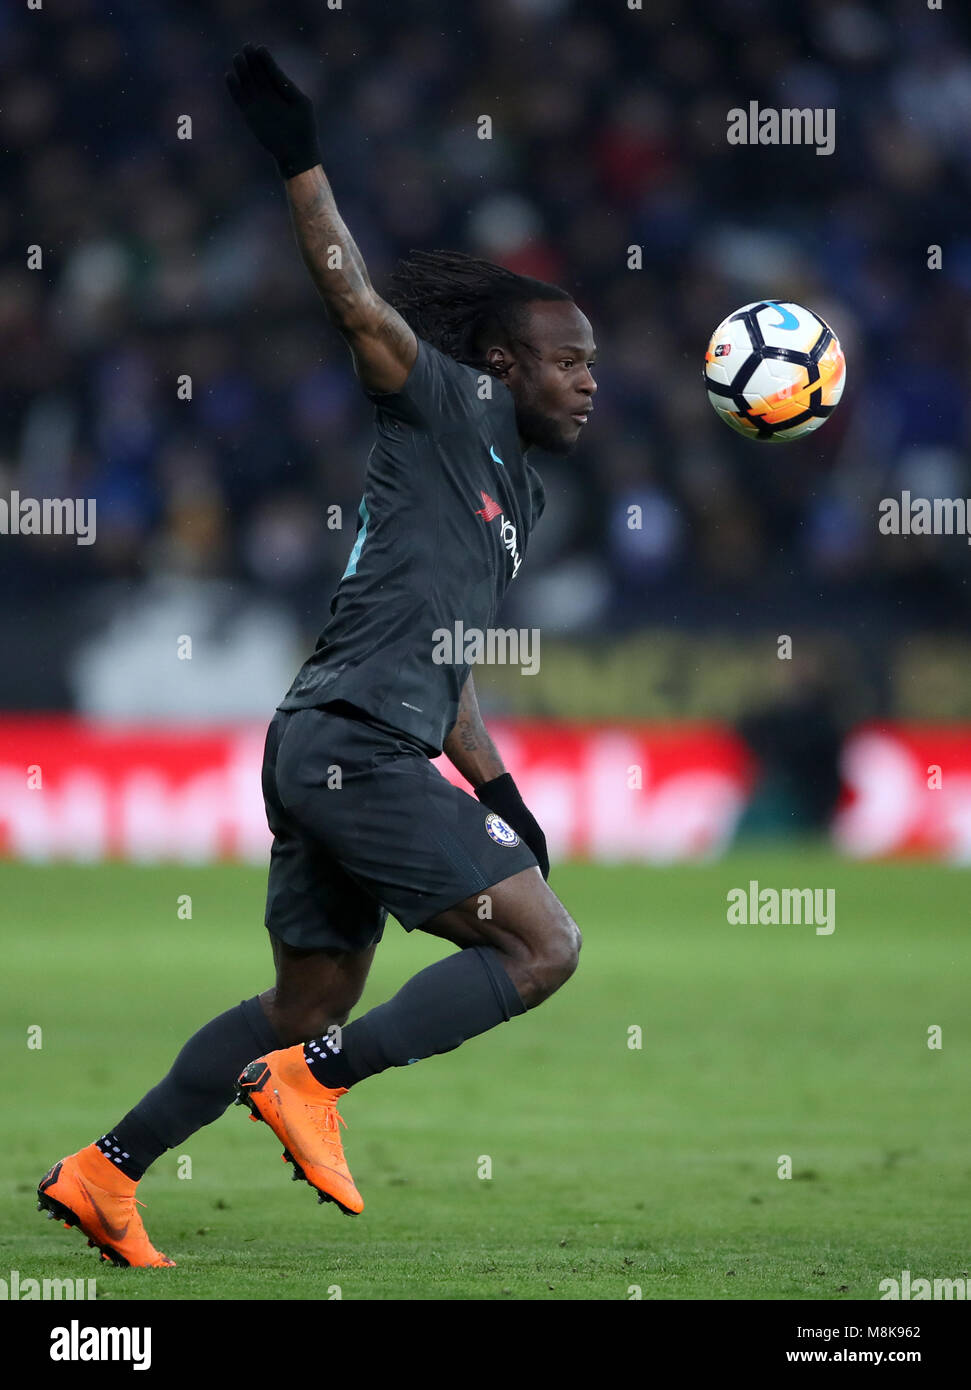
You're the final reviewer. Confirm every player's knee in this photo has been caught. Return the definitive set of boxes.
[527,913,581,1005]
[552,916,582,986]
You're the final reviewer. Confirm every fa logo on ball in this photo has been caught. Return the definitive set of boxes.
[484,812,520,847]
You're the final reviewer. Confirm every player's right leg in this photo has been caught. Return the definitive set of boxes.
[36,711,379,1264]
[36,936,375,1265]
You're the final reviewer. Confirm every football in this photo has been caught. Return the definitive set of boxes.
[704,300,846,442]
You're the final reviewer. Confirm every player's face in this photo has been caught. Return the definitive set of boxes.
[494,300,598,455]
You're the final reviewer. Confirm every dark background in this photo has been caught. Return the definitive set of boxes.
[2,0,970,728]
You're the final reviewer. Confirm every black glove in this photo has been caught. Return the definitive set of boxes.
[225,43,320,180]
[476,773,549,879]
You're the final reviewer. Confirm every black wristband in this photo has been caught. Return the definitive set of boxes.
[475,774,550,879]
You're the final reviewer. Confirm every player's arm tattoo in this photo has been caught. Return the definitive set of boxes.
[286,165,373,325]
[443,674,506,791]
[285,166,416,390]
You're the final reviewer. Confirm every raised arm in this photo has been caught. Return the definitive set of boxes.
[283,167,416,392]
[226,44,416,393]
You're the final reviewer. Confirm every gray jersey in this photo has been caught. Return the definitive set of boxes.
[278,336,546,754]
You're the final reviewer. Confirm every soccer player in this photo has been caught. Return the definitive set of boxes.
[37,44,596,1268]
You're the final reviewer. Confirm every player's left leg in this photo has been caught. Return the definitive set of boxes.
[235,703,579,1213]
[237,866,579,1216]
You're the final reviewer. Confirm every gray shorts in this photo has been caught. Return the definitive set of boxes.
[261,703,538,953]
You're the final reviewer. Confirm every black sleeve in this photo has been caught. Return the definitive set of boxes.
[363,337,481,430]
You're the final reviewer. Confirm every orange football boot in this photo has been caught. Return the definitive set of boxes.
[235,1047,363,1214]
[37,1145,175,1268]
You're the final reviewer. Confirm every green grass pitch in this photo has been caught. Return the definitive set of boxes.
[3,849,969,1301]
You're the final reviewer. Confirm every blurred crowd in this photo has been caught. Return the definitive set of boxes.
[1,0,971,713]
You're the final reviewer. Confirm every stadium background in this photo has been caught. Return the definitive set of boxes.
[3,0,971,1305]
[3,0,971,858]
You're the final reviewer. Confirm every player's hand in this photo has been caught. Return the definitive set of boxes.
[225,43,321,180]
[476,774,550,880]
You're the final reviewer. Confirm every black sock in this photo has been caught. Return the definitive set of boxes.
[303,945,526,1090]
[95,1123,157,1181]
[95,996,281,1180]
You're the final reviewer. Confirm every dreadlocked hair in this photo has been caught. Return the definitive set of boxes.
[386,249,573,369]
